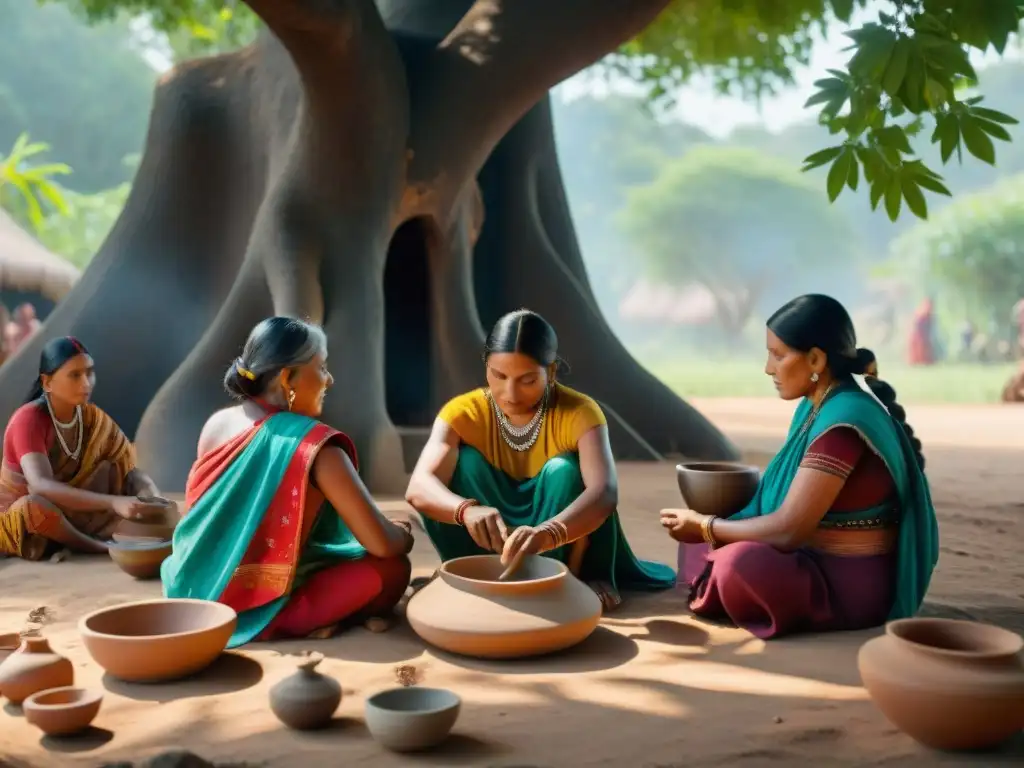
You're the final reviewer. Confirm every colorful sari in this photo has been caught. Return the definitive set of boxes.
[422,445,675,593]
[0,403,136,559]
[680,384,939,637]
[161,412,381,649]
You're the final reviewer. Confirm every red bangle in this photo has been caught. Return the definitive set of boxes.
[453,498,477,526]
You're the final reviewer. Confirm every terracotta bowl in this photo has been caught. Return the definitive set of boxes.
[107,537,172,580]
[78,598,237,683]
[23,686,102,736]
[675,461,760,517]
[364,687,461,752]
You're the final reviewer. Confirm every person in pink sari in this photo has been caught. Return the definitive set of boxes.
[907,298,935,366]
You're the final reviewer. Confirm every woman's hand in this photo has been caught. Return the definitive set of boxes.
[111,496,161,522]
[500,525,554,566]
[462,506,508,552]
[659,508,707,544]
[389,518,415,555]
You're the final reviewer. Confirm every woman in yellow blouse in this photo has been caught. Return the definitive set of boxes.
[405,309,674,610]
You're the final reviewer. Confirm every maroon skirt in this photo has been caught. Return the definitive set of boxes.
[678,541,895,639]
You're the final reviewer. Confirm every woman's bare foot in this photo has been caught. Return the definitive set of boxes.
[587,580,622,612]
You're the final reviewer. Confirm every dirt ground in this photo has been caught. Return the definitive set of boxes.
[1,397,1022,767]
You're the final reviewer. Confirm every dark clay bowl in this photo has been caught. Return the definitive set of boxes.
[675,462,760,517]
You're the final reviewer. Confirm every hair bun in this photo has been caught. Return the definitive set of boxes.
[855,347,878,377]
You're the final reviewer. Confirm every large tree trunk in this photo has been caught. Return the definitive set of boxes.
[0,0,738,494]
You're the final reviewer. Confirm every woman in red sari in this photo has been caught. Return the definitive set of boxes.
[161,317,413,647]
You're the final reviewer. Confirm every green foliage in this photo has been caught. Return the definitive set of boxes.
[1,0,154,192]
[37,181,131,268]
[888,173,1024,324]
[0,133,72,234]
[618,145,857,332]
[624,0,1023,222]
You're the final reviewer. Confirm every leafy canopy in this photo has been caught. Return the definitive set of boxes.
[53,0,1024,222]
[625,0,1023,222]
[888,174,1024,322]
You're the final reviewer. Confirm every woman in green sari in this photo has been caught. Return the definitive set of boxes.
[161,318,414,648]
[405,309,674,611]
[661,294,940,639]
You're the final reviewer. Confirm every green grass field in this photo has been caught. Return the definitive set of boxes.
[643,358,1017,405]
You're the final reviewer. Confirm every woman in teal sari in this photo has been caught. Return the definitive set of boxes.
[405,309,674,611]
[161,318,414,648]
[661,295,939,638]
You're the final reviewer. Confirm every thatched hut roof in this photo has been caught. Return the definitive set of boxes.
[0,208,80,302]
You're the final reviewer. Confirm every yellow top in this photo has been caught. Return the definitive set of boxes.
[437,383,607,481]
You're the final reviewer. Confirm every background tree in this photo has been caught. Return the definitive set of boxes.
[0,0,154,192]
[1,0,1020,493]
[0,133,71,233]
[887,173,1024,332]
[619,146,859,338]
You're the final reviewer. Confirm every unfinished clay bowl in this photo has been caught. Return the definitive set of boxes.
[364,687,461,752]
[108,536,172,579]
[23,687,102,736]
[0,636,74,704]
[675,461,760,517]
[858,618,1024,751]
[405,554,601,659]
[79,598,237,682]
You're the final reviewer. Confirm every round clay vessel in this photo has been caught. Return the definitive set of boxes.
[858,617,1024,751]
[0,636,74,705]
[269,654,341,730]
[78,598,237,682]
[405,554,601,659]
[23,687,102,736]
[675,462,760,517]
[364,687,461,752]
[107,537,172,580]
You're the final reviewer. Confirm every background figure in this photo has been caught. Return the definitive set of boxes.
[1013,297,1024,360]
[907,297,935,366]
[5,303,41,357]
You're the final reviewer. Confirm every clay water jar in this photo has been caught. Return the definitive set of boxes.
[858,617,1024,751]
[107,536,173,579]
[269,655,341,730]
[0,636,74,704]
[675,461,760,517]
[364,687,461,752]
[23,687,102,736]
[405,554,601,659]
[79,598,237,682]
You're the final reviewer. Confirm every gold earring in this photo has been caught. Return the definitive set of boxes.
[287,390,296,410]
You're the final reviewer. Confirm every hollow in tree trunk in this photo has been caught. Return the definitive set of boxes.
[0,0,738,494]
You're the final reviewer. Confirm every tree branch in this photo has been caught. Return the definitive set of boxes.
[405,0,672,213]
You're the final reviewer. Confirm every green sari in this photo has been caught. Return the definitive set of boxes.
[161,412,367,648]
[420,446,674,592]
[732,383,939,619]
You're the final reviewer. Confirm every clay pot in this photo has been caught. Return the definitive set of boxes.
[405,554,601,659]
[675,462,760,517]
[23,687,102,736]
[0,636,74,705]
[78,598,237,682]
[107,537,173,579]
[858,617,1024,751]
[364,687,461,752]
[269,654,341,730]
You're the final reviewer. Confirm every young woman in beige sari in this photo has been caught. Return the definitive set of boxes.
[0,336,163,560]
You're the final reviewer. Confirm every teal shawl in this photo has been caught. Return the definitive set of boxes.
[161,412,367,647]
[732,384,939,619]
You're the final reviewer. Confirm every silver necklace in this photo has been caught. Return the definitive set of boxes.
[44,396,83,460]
[486,388,549,452]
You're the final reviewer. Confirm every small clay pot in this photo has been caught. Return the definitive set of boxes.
[675,462,760,517]
[858,618,1024,751]
[364,686,461,752]
[269,654,342,730]
[0,636,74,705]
[23,686,102,736]
[108,537,172,579]
[0,632,19,658]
